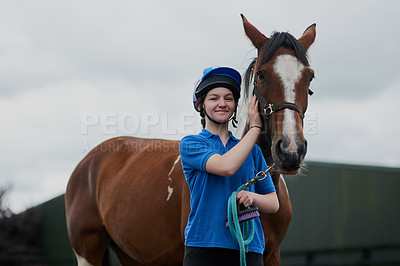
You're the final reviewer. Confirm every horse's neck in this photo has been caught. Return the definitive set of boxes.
[255,131,272,163]
[255,132,280,182]
[236,98,280,184]
[241,126,280,184]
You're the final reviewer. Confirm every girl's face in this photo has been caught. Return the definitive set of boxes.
[202,87,236,123]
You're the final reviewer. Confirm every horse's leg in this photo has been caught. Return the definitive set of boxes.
[264,247,281,266]
[67,202,111,266]
[70,226,110,266]
[66,163,111,266]
[261,175,292,266]
[110,241,146,266]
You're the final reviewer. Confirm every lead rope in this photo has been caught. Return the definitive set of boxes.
[227,164,275,266]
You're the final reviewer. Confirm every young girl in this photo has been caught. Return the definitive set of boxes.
[179,66,279,266]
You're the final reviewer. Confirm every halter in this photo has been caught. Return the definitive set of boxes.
[252,70,306,124]
[253,85,304,120]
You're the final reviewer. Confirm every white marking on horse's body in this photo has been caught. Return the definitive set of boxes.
[168,155,181,181]
[166,155,180,201]
[74,250,94,266]
[274,55,305,153]
[167,186,174,201]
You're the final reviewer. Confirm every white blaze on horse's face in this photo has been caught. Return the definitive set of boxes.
[273,54,305,153]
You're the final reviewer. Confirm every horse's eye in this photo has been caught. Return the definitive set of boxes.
[257,71,266,82]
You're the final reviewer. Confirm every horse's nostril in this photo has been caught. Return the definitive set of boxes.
[297,140,307,156]
[302,140,308,154]
[275,139,285,161]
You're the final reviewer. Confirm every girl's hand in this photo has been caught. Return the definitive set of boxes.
[237,191,280,213]
[248,96,262,129]
[236,190,256,208]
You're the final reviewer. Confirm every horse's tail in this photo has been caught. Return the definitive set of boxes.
[102,248,111,266]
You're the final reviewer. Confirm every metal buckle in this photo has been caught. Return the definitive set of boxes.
[265,103,274,116]
[245,164,275,188]
[255,171,268,181]
[256,164,275,181]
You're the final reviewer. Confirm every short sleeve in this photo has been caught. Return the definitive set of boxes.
[179,135,217,173]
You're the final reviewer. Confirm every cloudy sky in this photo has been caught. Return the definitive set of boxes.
[1,0,399,213]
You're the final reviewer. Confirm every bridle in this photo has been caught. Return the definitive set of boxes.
[253,85,304,120]
[252,69,313,125]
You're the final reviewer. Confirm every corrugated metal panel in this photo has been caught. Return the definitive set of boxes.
[281,161,400,251]
[39,195,75,265]
[39,195,120,265]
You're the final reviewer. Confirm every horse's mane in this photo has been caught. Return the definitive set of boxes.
[243,31,310,99]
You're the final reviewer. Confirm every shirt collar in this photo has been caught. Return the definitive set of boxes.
[200,128,239,142]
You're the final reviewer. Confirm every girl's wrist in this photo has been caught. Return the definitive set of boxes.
[250,125,263,131]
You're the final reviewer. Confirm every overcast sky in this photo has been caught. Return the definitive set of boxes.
[1,0,399,213]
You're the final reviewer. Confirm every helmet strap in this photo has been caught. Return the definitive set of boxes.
[202,107,238,128]
[231,111,238,128]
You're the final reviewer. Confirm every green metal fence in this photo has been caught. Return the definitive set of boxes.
[280,161,400,265]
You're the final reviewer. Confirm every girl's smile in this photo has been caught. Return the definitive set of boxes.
[203,87,236,123]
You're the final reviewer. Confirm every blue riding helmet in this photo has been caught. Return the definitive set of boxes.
[193,66,242,112]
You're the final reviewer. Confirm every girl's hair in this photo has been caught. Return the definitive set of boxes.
[195,95,206,128]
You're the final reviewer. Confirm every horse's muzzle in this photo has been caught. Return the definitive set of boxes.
[273,137,307,174]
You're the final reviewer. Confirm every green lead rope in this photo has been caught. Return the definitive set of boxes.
[227,184,255,266]
[226,164,275,266]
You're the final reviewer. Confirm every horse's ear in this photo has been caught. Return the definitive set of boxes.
[241,14,269,50]
[298,23,316,51]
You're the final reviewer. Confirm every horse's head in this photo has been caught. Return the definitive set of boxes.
[241,15,316,175]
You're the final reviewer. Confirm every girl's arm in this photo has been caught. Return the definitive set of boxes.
[236,191,279,213]
[205,96,262,176]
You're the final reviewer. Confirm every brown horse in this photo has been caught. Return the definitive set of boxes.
[65,15,316,266]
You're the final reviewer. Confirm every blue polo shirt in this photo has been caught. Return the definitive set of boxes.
[179,129,276,254]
